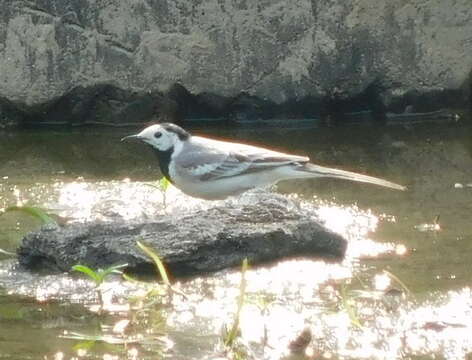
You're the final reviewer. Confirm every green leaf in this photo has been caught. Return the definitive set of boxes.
[225,258,249,347]
[96,263,128,281]
[72,265,101,285]
[72,264,128,286]
[144,177,170,192]
[158,177,170,192]
[340,284,363,329]
[383,270,411,296]
[62,332,164,346]
[122,273,141,284]
[0,304,26,320]
[72,340,96,351]
[0,248,16,257]
[61,332,128,345]
[137,241,170,286]
[2,206,56,225]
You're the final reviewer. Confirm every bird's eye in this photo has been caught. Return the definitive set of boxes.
[154,132,162,139]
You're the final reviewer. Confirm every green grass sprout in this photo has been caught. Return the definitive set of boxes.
[72,263,128,310]
[224,258,249,348]
[383,270,412,296]
[340,284,363,329]
[137,241,170,286]
[144,177,171,209]
[136,240,187,299]
[72,264,128,287]
[158,177,170,192]
[2,205,56,225]
[0,248,16,256]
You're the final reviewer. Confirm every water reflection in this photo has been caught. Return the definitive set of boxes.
[1,122,472,359]
[0,178,471,359]
[1,179,414,359]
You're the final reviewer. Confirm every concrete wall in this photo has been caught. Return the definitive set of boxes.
[1,0,471,126]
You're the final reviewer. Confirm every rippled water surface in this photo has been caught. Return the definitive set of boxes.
[1,119,472,359]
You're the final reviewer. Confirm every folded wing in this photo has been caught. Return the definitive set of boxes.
[177,137,308,181]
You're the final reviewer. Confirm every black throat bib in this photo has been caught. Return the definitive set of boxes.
[152,146,174,183]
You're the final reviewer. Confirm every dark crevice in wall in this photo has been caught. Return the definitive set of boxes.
[0,81,468,129]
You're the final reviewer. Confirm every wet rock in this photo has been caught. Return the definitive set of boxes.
[1,1,471,127]
[17,196,347,277]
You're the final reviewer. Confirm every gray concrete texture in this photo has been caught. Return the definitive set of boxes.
[0,0,471,125]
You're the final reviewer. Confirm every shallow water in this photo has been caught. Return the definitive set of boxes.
[1,119,472,359]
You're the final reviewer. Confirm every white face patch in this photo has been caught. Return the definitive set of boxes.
[136,125,179,152]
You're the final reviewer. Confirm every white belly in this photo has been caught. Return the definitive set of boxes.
[170,165,310,200]
[173,174,261,200]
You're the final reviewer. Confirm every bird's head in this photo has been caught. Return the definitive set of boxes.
[121,123,190,152]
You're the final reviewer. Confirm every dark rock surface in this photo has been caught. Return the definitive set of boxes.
[17,196,347,277]
[1,1,471,127]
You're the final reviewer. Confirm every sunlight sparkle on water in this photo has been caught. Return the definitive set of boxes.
[160,192,463,359]
[77,348,88,357]
[313,200,398,258]
[102,355,119,360]
[314,200,378,238]
[374,273,391,291]
[53,352,64,360]
[56,180,163,222]
[395,244,408,255]
[2,180,442,359]
[51,179,218,222]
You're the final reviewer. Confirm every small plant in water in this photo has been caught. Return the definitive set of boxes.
[246,292,276,351]
[145,177,171,209]
[136,240,171,287]
[0,205,57,257]
[65,243,175,355]
[67,255,169,355]
[72,263,128,310]
[339,283,363,329]
[1,205,57,225]
[383,270,411,296]
[133,240,188,301]
[0,248,15,256]
[221,258,250,359]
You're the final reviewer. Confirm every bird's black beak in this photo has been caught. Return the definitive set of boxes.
[121,134,142,142]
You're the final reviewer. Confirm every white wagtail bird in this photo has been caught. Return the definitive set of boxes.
[122,123,406,200]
